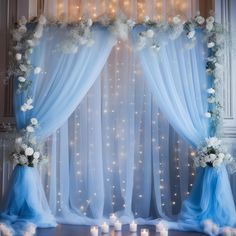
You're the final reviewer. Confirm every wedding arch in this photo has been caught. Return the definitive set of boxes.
[1,13,236,235]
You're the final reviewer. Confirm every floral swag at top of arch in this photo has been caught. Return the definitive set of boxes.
[7,13,234,170]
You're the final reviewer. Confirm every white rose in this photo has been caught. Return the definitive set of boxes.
[195,16,205,25]
[146,29,154,38]
[18,76,26,82]
[27,39,34,47]
[33,152,40,159]
[18,25,27,33]
[218,153,225,159]
[38,15,47,25]
[187,31,195,39]
[205,112,211,118]
[26,126,34,133]
[206,16,215,24]
[34,67,42,74]
[206,23,213,31]
[209,154,216,161]
[207,88,215,94]
[15,53,22,61]
[173,16,181,24]
[31,118,38,125]
[25,147,34,156]
[207,42,215,48]
[213,159,222,167]
[127,19,135,28]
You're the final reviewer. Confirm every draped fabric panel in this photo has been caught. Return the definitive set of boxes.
[135,29,236,232]
[14,25,116,140]
[38,41,196,225]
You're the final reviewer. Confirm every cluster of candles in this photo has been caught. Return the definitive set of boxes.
[90,214,168,235]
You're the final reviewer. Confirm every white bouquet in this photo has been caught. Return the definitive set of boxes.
[194,137,233,168]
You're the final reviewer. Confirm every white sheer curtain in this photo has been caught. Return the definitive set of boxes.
[37,39,196,224]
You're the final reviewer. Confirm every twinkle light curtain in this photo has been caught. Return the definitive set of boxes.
[33,0,200,224]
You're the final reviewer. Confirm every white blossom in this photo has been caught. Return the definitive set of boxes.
[195,16,205,25]
[26,125,34,133]
[205,112,211,118]
[207,88,215,94]
[206,23,213,31]
[21,98,33,112]
[206,16,215,24]
[15,53,22,61]
[18,76,26,82]
[18,25,27,33]
[31,118,38,125]
[187,31,195,39]
[146,29,154,38]
[144,16,150,22]
[34,67,42,74]
[25,147,34,156]
[172,16,181,24]
[207,42,215,48]
[33,152,40,159]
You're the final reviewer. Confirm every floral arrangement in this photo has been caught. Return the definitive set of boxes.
[10,118,47,167]
[193,137,233,168]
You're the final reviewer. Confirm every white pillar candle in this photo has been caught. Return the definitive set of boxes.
[101,222,109,234]
[109,213,117,225]
[129,221,137,232]
[223,227,232,236]
[114,221,122,231]
[160,229,168,236]
[90,226,98,236]
[156,222,165,232]
[141,228,149,236]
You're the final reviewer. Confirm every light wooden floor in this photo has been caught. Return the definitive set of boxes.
[36,224,207,236]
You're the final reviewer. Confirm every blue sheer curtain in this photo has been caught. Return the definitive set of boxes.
[0,25,115,230]
[135,28,236,232]
[15,25,116,139]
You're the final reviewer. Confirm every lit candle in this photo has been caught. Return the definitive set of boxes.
[109,213,117,224]
[160,229,168,236]
[114,221,122,231]
[90,226,98,236]
[156,222,165,232]
[101,222,109,234]
[129,221,137,232]
[141,228,149,236]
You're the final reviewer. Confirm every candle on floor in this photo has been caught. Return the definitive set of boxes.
[101,222,109,234]
[223,227,232,236]
[141,228,149,236]
[129,221,137,232]
[114,221,122,231]
[160,229,168,236]
[109,213,117,225]
[90,226,98,236]
[156,221,165,232]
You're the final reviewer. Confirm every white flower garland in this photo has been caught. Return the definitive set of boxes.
[8,14,229,168]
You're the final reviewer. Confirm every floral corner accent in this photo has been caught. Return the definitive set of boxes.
[10,118,47,167]
[193,137,233,168]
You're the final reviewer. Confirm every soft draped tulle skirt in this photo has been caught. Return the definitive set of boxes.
[0,165,56,234]
[164,165,236,234]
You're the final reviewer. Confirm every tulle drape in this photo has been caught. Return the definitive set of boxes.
[135,28,236,232]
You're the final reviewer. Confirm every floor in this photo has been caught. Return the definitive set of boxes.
[36,224,207,236]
